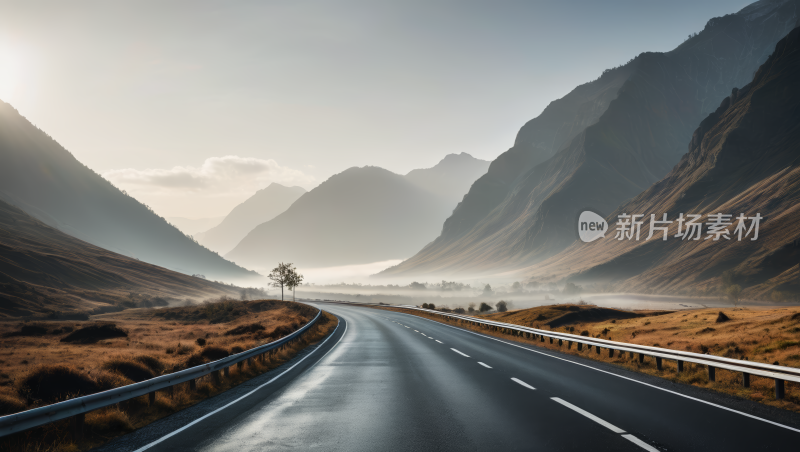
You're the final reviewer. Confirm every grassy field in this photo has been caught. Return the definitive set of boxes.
[0,299,337,452]
[386,303,800,412]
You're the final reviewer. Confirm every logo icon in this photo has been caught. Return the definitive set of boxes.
[578,211,607,243]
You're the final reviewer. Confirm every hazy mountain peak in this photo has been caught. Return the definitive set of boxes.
[225,164,452,269]
[197,182,306,255]
[405,153,490,205]
[0,100,256,280]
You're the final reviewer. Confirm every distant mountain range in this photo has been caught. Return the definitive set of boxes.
[0,101,257,280]
[196,183,306,255]
[380,0,799,279]
[0,198,240,318]
[405,152,491,206]
[526,25,800,299]
[226,153,489,269]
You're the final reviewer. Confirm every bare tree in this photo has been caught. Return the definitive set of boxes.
[726,284,742,307]
[268,262,294,301]
[287,268,304,302]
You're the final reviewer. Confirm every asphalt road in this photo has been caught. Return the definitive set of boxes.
[100,303,800,451]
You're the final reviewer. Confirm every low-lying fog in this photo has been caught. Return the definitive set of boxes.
[215,260,799,312]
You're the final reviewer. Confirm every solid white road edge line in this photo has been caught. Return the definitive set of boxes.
[451,348,470,358]
[622,434,660,452]
[133,317,347,452]
[551,397,626,434]
[511,377,536,390]
[395,311,800,434]
[478,362,492,369]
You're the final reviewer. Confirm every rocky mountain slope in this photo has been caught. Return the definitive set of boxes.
[525,25,800,300]
[381,0,799,278]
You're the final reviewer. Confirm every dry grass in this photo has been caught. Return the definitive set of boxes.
[385,304,800,413]
[0,299,337,451]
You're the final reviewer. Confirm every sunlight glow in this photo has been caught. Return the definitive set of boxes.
[0,47,24,103]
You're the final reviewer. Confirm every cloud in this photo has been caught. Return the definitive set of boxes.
[103,156,315,195]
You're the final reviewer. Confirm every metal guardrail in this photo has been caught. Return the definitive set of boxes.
[0,307,322,439]
[324,300,800,399]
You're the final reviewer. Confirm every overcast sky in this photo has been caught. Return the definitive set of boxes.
[0,0,747,218]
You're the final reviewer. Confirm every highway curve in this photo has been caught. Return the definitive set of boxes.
[98,302,800,451]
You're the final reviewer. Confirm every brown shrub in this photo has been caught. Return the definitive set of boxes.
[18,365,100,404]
[224,323,265,336]
[102,358,155,383]
[201,346,229,361]
[86,407,134,435]
[267,325,293,339]
[184,354,206,368]
[60,324,127,343]
[133,355,166,374]
[3,324,48,337]
[0,392,27,415]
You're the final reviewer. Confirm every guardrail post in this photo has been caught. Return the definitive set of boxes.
[587,344,592,351]
[742,373,750,388]
[189,379,197,391]
[596,346,600,355]
[656,357,663,371]
[167,385,174,398]
[540,336,544,343]
[775,380,785,399]
[224,367,230,377]
[568,341,573,350]
[677,361,683,373]
[638,353,645,363]
[708,366,715,382]
[559,339,563,346]
[550,337,553,344]
[70,412,85,442]
[608,349,614,358]
[148,391,156,406]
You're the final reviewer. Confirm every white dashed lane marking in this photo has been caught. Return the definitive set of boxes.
[511,378,536,390]
[478,362,492,369]
[451,348,470,358]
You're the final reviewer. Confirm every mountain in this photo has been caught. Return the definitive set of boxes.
[524,25,800,299]
[168,216,225,235]
[405,153,490,206]
[196,184,306,255]
[225,166,454,269]
[380,0,800,279]
[0,101,257,280]
[0,198,240,318]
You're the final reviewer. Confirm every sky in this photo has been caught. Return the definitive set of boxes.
[0,0,748,218]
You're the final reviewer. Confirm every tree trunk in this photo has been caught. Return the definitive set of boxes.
[281,285,284,301]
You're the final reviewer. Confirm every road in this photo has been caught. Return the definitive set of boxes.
[102,303,800,451]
